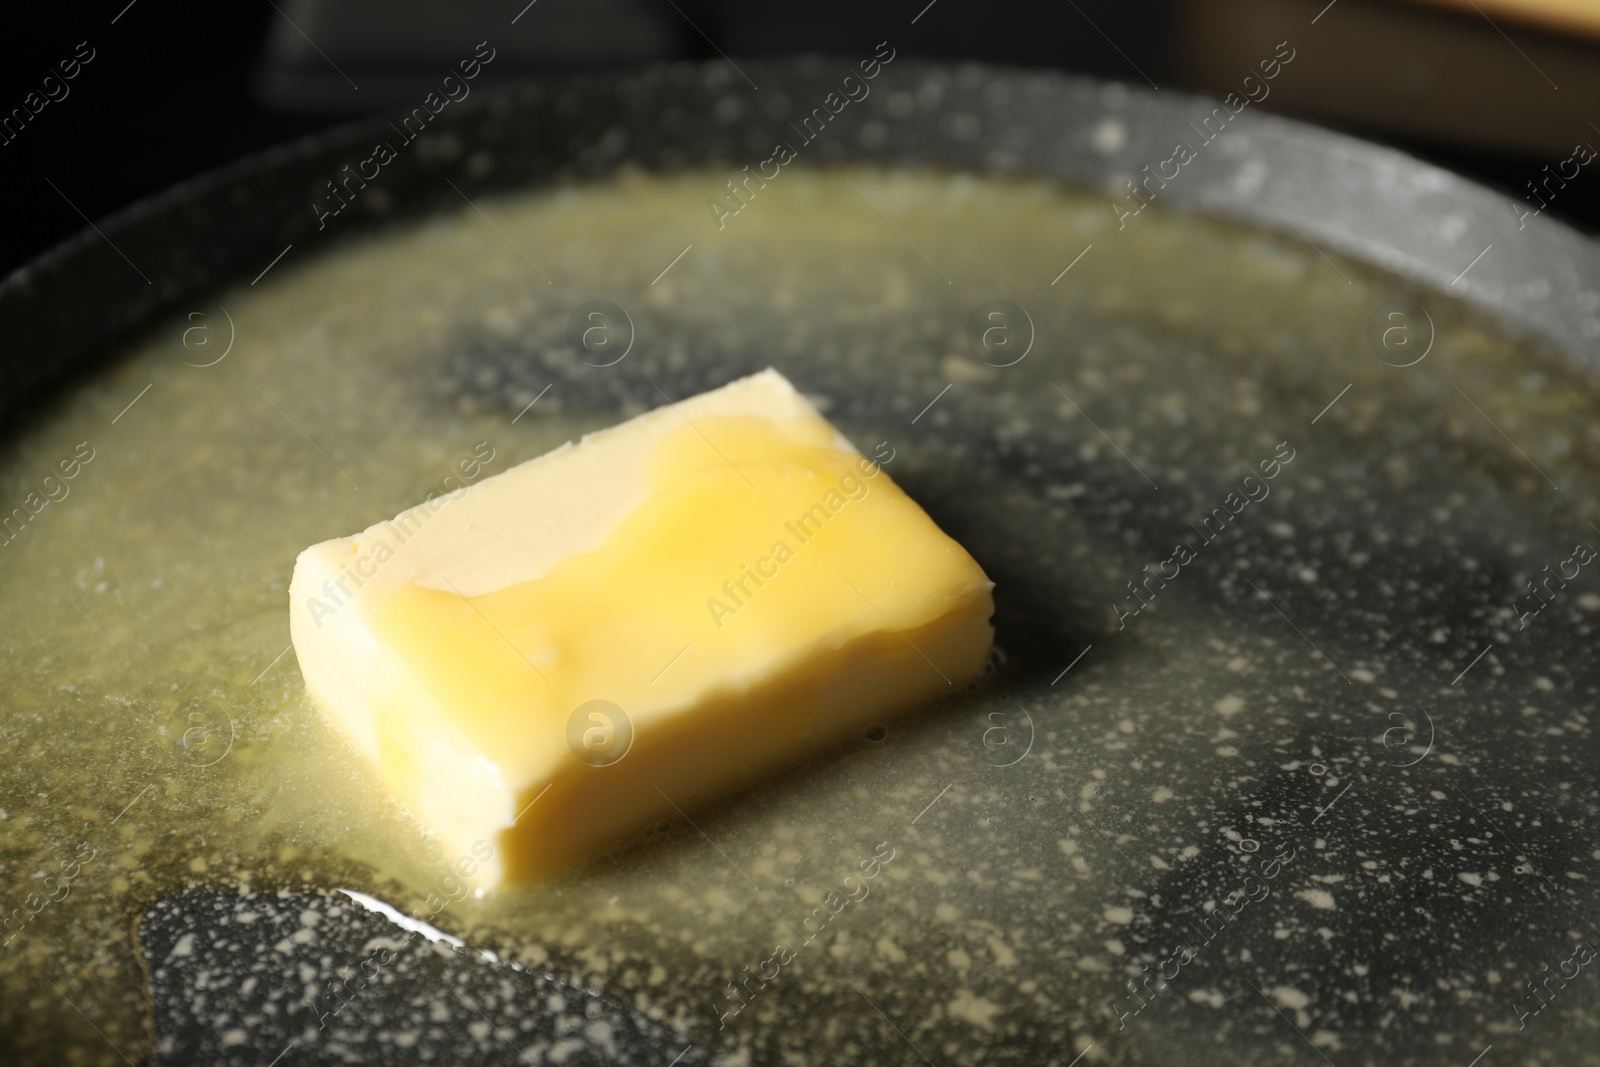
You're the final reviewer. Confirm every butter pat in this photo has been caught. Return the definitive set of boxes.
[289,369,993,886]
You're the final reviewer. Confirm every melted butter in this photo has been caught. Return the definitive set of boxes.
[3,166,1593,1065]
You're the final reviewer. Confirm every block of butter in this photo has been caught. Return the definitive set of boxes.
[289,369,993,886]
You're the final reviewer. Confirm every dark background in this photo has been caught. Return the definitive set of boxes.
[3,0,1598,278]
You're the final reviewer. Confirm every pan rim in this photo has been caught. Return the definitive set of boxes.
[2,57,1596,409]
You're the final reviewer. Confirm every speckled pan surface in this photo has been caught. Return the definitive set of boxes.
[3,61,1600,1067]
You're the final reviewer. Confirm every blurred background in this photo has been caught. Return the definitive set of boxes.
[3,0,1599,276]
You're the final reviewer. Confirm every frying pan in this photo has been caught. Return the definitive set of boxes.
[4,59,1600,1067]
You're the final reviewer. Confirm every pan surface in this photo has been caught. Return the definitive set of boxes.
[2,61,1599,1067]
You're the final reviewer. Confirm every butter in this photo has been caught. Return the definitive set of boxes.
[289,369,994,885]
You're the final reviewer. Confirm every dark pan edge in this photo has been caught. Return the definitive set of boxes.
[2,58,1596,416]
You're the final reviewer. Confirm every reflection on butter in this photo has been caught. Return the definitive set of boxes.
[289,368,994,886]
